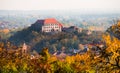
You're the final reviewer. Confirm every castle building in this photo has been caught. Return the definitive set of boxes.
[37,18,63,32]
[42,18,63,32]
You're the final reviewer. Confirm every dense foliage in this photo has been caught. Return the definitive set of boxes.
[107,20,120,39]
[0,34,120,73]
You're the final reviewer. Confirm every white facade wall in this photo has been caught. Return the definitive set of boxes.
[42,24,62,32]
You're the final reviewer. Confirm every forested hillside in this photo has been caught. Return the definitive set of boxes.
[9,21,103,52]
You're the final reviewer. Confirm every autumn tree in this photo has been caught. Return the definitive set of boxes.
[96,34,120,72]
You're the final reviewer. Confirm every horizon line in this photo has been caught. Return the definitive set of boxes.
[0,9,120,15]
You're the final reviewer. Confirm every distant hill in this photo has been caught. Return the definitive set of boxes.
[9,20,104,52]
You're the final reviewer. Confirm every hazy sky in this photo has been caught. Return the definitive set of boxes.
[0,0,120,12]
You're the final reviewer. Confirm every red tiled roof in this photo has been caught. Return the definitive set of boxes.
[44,18,57,24]
[44,18,63,27]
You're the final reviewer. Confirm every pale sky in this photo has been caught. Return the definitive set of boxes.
[0,0,120,12]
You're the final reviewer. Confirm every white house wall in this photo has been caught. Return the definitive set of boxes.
[42,24,62,32]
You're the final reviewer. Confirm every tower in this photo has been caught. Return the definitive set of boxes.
[22,43,27,54]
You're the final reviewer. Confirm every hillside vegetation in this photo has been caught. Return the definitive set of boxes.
[8,21,103,52]
[107,20,120,39]
[0,34,120,73]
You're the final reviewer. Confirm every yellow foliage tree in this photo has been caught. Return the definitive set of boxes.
[98,34,120,72]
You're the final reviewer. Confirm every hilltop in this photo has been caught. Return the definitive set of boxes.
[9,19,104,52]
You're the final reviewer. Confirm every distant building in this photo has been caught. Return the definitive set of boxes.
[62,26,82,33]
[87,30,92,35]
[53,51,68,60]
[33,18,84,33]
[82,30,92,35]
[36,18,63,32]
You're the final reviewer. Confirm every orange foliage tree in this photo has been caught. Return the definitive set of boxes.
[95,34,120,72]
